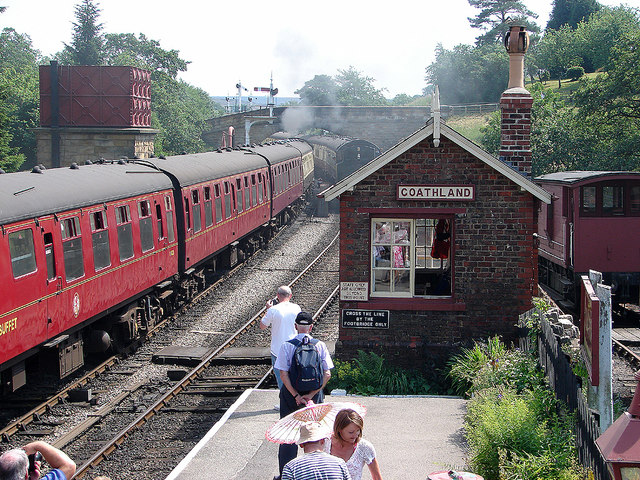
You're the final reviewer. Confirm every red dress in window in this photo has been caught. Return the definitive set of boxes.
[430,219,451,259]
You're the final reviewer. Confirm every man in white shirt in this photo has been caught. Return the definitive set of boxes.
[260,285,301,390]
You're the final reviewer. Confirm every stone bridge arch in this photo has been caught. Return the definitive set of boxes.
[202,104,498,153]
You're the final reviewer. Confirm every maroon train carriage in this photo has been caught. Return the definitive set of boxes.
[258,136,314,193]
[0,143,307,393]
[535,171,640,311]
[0,161,176,393]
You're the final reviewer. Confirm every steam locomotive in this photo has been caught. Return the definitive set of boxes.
[0,140,313,393]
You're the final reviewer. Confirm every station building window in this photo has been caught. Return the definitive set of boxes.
[138,200,155,251]
[371,218,451,298]
[115,205,134,261]
[90,210,111,270]
[8,228,37,278]
[61,216,84,281]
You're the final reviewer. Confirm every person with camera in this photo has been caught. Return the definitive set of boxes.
[0,440,76,480]
[273,311,334,480]
[260,285,301,391]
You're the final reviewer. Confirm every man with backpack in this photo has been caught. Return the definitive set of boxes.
[273,311,334,480]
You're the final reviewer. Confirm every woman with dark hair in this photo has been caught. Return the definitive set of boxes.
[324,409,383,480]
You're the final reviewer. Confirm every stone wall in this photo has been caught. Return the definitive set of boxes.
[35,127,158,168]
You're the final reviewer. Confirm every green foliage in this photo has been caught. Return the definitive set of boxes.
[327,350,439,396]
[467,0,540,46]
[447,336,508,396]
[565,66,585,81]
[426,42,508,104]
[296,68,387,106]
[547,0,600,30]
[59,0,104,65]
[0,28,41,170]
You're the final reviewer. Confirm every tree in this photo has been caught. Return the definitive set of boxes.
[0,28,41,170]
[547,0,600,30]
[295,75,338,106]
[103,33,189,78]
[535,24,580,87]
[573,6,640,72]
[425,42,508,104]
[60,0,104,65]
[467,0,540,45]
[335,66,387,106]
[0,81,25,172]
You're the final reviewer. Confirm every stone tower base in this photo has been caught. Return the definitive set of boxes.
[35,127,158,169]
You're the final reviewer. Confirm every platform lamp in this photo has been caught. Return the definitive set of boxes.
[596,371,640,480]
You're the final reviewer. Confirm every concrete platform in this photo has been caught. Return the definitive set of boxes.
[166,389,470,480]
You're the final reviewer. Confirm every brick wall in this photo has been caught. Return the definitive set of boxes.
[499,92,533,176]
[336,135,539,368]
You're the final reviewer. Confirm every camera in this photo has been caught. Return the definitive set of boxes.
[28,452,43,474]
[271,297,279,306]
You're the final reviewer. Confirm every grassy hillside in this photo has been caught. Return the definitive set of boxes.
[446,114,493,145]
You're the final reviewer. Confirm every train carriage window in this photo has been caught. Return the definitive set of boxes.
[266,173,271,198]
[191,190,202,233]
[184,196,191,231]
[258,173,264,203]
[8,228,37,278]
[61,217,84,281]
[138,200,154,252]
[371,218,451,298]
[603,185,624,216]
[630,186,640,215]
[155,204,165,239]
[236,179,243,213]
[165,196,175,243]
[224,182,232,219]
[251,174,257,206]
[244,176,250,209]
[115,205,134,261]
[90,210,111,270]
[581,186,597,215]
[204,186,213,226]
[214,184,223,223]
[44,233,56,280]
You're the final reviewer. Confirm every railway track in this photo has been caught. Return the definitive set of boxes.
[1,213,340,480]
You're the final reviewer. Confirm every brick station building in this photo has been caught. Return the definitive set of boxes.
[320,26,552,367]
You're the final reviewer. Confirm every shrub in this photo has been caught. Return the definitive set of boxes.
[447,336,508,396]
[327,350,438,395]
[471,348,545,394]
[565,66,585,81]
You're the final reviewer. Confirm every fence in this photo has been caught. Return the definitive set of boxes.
[519,310,610,480]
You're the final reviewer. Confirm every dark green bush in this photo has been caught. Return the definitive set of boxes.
[328,350,439,396]
[565,66,585,81]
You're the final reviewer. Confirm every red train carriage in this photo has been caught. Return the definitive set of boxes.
[0,143,308,393]
[0,162,176,392]
[535,171,640,311]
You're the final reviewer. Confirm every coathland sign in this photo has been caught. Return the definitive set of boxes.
[397,184,475,201]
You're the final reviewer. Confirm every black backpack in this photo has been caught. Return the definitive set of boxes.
[287,336,324,392]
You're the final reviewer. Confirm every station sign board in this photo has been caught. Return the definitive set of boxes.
[340,282,368,301]
[580,275,600,386]
[397,184,475,201]
[342,309,389,329]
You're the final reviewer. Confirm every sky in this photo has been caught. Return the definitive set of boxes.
[1,0,634,99]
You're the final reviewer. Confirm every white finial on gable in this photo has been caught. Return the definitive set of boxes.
[432,85,441,147]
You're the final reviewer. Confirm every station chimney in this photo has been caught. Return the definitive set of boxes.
[500,25,532,177]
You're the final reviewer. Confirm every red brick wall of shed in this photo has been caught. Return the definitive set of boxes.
[336,135,539,368]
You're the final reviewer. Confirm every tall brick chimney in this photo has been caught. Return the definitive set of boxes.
[500,25,532,177]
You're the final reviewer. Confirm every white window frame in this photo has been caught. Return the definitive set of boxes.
[370,217,452,299]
